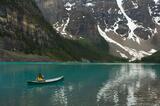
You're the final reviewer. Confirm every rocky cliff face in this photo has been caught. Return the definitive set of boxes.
[36,0,160,61]
[0,0,63,58]
[0,5,48,52]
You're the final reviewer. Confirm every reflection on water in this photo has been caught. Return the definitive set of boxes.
[97,64,159,106]
[51,87,68,106]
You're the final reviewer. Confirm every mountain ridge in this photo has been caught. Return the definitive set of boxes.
[0,0,126,62]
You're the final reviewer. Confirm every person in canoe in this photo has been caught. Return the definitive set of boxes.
[36,73,45,81]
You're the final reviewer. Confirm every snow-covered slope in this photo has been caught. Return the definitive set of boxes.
[35,0,160,61]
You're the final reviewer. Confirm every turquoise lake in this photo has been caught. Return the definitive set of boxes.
[0,62,160,106]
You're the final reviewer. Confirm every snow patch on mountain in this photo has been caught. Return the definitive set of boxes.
[149,49,157,54]
[97,25,157,61]
[104,18,125,37]
[61,17,70,35]
[64,2,75,11]
[53,17,73,38]
[108,8,112,14]
[148,2,160,25]
[85,2,95,7]
[131,1,138,9]
[116,0,142,44]
[153,17,160,25]
[154,0,159,3]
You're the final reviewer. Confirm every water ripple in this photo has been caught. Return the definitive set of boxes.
[97,64,156,106]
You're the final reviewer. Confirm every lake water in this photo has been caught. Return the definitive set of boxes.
[0,62,160,106]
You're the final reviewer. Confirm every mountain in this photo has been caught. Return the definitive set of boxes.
[0,0,126,62]
[36,0,160,61]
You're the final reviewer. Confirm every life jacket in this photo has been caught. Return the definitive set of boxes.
[37,76,44,81]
